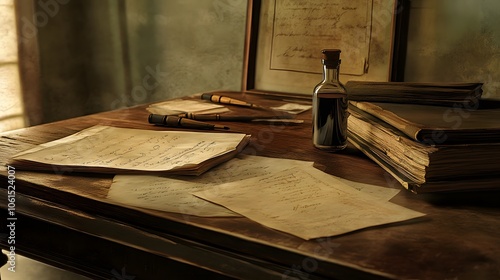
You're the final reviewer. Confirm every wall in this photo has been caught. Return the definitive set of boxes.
[35,0,129,123]
[125,0,247,105]
[33,0,247,124]
[405,0,500,99]
[32,0,500,124]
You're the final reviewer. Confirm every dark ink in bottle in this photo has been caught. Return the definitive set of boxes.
[312,49,348,151]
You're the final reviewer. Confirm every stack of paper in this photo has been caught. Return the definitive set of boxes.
[9,125,250,176]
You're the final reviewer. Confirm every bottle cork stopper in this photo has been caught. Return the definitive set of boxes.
[321,49,341,62]
[321,49,341,66]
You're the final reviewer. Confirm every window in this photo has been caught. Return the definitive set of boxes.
[0,0,24,132]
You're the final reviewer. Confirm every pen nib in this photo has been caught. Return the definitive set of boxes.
[215,125,230,130]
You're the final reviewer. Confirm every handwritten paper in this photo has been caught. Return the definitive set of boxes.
[11,126,249,175]
[194,166,425,240]
[271,0,372,75]
[109,174,239,217]
[337,178,400,201]
[108,156,314,217]
[270,103,312,115]
[108,155,401,217]
[147,99,230,115]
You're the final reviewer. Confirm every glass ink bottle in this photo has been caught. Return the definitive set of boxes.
[312,49,348,151]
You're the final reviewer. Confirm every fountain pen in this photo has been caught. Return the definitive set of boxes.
[148,114,229,130]
[201,93,265,109]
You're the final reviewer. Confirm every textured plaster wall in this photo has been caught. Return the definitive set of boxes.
[36,0,130,123]
[405,0,500,99]
[125,0,247,104]
[35,0,500,124]
[35,0,247,123]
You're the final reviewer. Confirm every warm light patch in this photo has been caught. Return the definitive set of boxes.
[0,0,24,132]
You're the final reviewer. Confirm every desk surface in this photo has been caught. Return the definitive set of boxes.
[1,92,500,279]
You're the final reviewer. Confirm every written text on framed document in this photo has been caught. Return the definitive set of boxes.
[243,0,402,96]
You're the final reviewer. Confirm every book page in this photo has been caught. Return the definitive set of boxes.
[12,125,247,172]
[271,0,373,75]
[194,166,424,240]
[107,156,314,217]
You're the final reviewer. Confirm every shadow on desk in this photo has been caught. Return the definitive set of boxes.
[0,251,90,280]
[417,190,500,208]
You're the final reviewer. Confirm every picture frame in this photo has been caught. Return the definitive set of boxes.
[242,0,409,97]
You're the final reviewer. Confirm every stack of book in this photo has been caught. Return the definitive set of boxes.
[346,82,500,193]
[346,81,483,107]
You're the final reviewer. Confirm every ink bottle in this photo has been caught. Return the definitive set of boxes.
[312,49,348,151]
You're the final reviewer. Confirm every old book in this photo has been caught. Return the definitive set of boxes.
[346,81,483,106]
[9,125,250,176]
[350,101,500,144]
[348,132,500,193]
[348,107,500,185]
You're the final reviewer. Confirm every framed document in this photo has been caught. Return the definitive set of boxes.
[242,0,409,96]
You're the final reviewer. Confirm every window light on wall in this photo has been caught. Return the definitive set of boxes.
[0,0,25,132]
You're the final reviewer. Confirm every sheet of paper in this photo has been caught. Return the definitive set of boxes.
[270,103,312,115]
[337,178,400,201]
[13,125,110,157]
[147,99,229,115]
[194,166,425,240]
[13,126,247,172]
[271,0,372,75]
[108,156,314,217]
[110,174,239,217]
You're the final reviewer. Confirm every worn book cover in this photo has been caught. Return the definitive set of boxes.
[348,132,500,193]
[345,81,483,106]
[348,105,500,193]
[349,106,500,181]
[350,100,500,144]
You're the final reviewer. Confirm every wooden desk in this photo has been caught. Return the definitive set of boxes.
[1,93,499,279]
